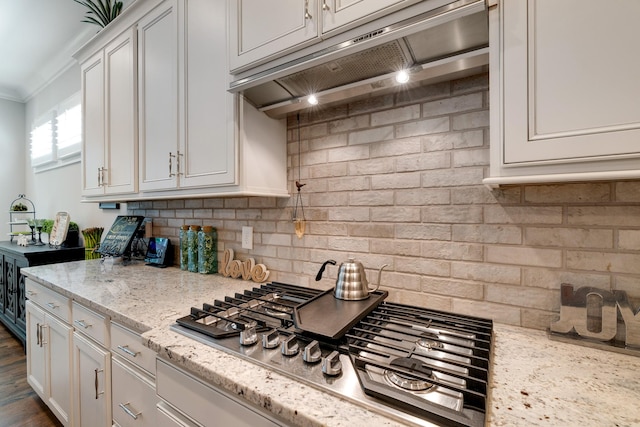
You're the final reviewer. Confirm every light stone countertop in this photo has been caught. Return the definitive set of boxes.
[22,259,640,427]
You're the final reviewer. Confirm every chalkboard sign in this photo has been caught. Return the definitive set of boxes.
[97,216,144,257]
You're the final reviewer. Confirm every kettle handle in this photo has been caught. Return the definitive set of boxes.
[370,264,388,292]
[315,259,337,281]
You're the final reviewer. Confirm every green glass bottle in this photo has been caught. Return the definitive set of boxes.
[198,226,218,274]
[187,225,200,272]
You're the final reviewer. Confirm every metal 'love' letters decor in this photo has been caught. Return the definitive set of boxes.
[550,284,640,356]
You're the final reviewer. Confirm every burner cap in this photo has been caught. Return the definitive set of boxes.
[416,337,443,350]
[384,357,435,391]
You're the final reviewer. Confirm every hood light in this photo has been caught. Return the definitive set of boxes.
[395,70,410,84]
[307,94,319,105]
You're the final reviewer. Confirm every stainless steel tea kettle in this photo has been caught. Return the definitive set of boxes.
[316,258,387,300]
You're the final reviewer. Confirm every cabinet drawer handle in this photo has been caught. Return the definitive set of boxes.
[36,322,41,346]
[322,1,330,12]
[74,319,91,329]
[94,368,104,399]
[26,290,36,297]
[46,302,58,309]
[39,324,47,347]
[119,402,141,420]
[117,344,139,358]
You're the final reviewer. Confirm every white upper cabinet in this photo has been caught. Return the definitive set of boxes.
[321,0,421,34]
[139,0,236,192]
[81,28,138,197]
[228,0,424,73]
[228,0,320,72]
[485,0,640,186]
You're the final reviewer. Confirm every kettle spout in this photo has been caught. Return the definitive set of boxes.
[371,264,388,292]
[315,259,337,281]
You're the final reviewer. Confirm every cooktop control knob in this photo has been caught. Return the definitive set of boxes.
[239,324,257,346]
[262,330,280,349]
[302,340,322,363]
[322,350,342,376]
[281,335,299,356]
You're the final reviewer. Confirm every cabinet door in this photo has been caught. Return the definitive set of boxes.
[179,0,235,188]
[26,301,47,400]
[321,0,420,34]
[138,0,180,192]
[112,357,156,427]
[81,50,106,196]
[104,28,138,195]
[229,0,320,72]
[500,0,640,166]
[73,332,112,427]
[47,314,73,426]
[3,255,16,323]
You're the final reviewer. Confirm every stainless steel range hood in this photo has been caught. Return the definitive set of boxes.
[229,0,489,119]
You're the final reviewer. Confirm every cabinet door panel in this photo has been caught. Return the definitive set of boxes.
[502,0,640,164]
[181,0,235,188]
[47,314,73,426]
[26,301,47,400]
[138,1,179,191]
[73,333,112,427]
[81,51,106,196]
[105,29,138,195]
[229,0,319,71]
[322,0,420,34]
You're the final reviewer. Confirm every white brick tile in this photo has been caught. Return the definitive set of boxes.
[616,181,640,202]
[395,81,450,105]
[421,206,483,224]
[452,148,489,167]
[371,172,421,189]
[485,284,560,311]
[396,152,451,172]
[349,190,394,206]
[618,229,640,250]
[568,206,640,226]
[371,105,420,126]
[524,183,611,203]
[484,205,563,224]
[327,145,370,162]
[309,192,348,206]
[327,207,370,221]
[615,276,640,300]
[421,241,483,261]
[521,309,558,330]
[421,168,485,187]
[325,176,370,191]
[327,237,370,252]
[422,93,483,117]
[348,94,394,115]
[451,73,489,94]
[371,207,421,222]
[387,291,453,312]
[395,257,450,277]
[525,227,614,248]
[309,163,347,178]
[451,110,489,130]
[395,188,451,206]
[395,117,449,138]
[396,224,452,240]
[452,224,522,244]
[567,251,640,274]
[348,126,395,145]
[369,137,422,158]
[421,277,484,299]
[328,115,370,133]
[451,186,521,205]
[349,157,395,175]
[451,262,521,285]
[309,133,348,150]
[487,246,562,268]
[451,299,521,325]
[522,268,611,290]
[350,224,395,239]
[370,239,420,255]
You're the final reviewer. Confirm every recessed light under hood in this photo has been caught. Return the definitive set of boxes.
[229,0,490,119]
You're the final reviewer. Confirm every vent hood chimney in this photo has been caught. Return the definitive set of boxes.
[229,0,489,118]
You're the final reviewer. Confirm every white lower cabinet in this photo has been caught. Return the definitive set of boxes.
[26,300,73,427]
[72,330,112,427]
[156,358,284,427]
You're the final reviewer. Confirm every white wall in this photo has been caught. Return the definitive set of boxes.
[0,98,26,238]
[24,64,125,238]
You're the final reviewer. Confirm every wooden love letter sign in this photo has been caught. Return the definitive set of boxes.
[220,249,270,283]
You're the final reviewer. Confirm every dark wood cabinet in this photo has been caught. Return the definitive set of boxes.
[0,242,84,346]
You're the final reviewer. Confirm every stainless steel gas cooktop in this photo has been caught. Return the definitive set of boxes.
[171,282,493,427]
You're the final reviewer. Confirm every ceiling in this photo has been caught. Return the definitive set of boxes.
[0,0,112,102]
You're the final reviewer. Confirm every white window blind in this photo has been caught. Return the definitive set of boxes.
[30,92,82,170]
[30,111,56,166]
[56,93,82,158]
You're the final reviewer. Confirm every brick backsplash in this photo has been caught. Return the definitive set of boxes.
[128,72,640,330]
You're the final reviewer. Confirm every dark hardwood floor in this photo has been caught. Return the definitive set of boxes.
[0,323,62,427]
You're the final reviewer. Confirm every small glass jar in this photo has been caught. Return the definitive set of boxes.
[179,225,190,270]
[187,225,201,272]
[198,226,218,274]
